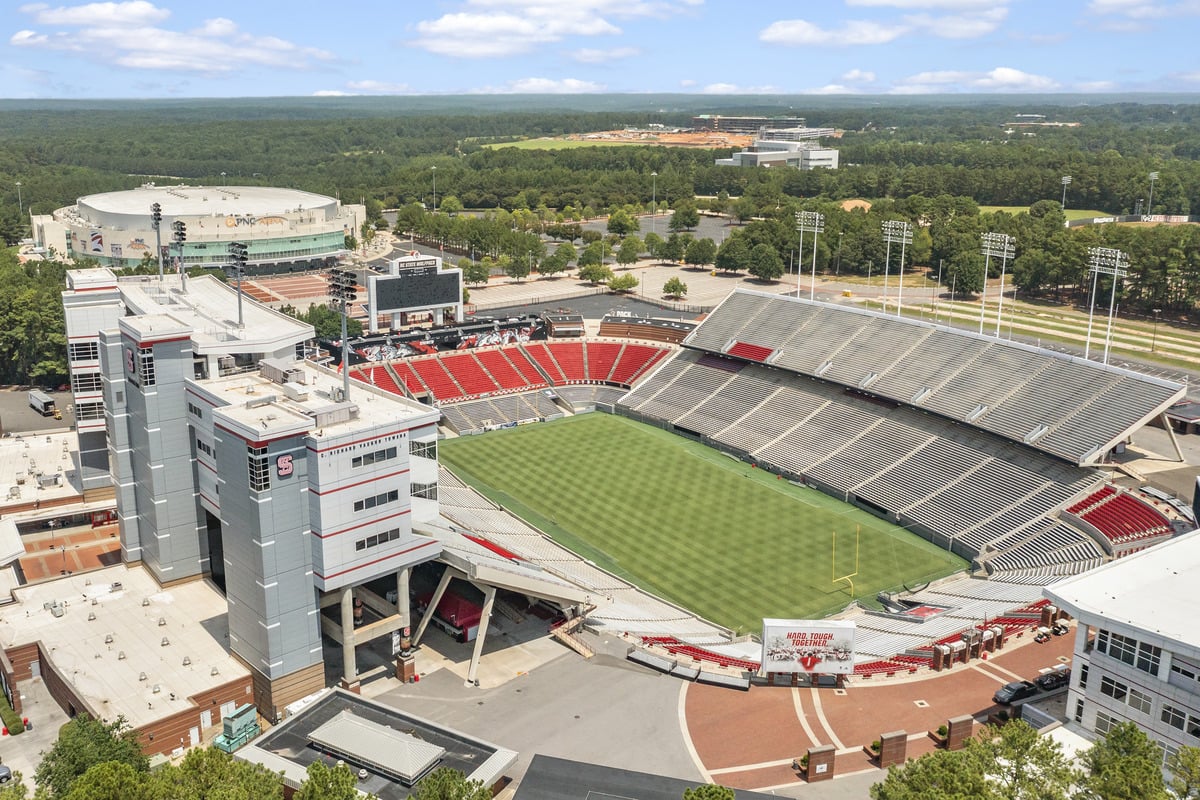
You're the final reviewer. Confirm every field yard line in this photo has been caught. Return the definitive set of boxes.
[808,686,845,750]
[678,682,713,784]
[791,687,824,747]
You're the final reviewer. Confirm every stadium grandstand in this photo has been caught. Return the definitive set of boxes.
[619,289,1188,582]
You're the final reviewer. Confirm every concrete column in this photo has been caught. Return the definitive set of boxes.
[340,586,357,685]
[396,567,411,653]
[465,585,496,687]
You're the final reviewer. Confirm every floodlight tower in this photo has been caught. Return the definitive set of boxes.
[882,220,912,315]
[150,202,164,281]
[171,219,187,288]
[227,241,248,329]
[327,267,358,401]
[1084,246,1129,364]
[797,210,825,301]
[980,232,1015,337]
[1061,175,1072,211]
[1147,171,1159,216]
[651,171,657,237]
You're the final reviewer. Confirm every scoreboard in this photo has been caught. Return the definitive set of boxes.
[368,265,462,315]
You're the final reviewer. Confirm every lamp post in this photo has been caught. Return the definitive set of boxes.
[220,171,226,187]
[651,171,657,237]
[1147,171,1159,217]
[15,181,22,218]
[1061,175,1072,211]
[1152,308,1162,352]
[797,211,824,301]
[150,202,164,282]
[980,232,1015,337]
[328,268,358,402]
[1084,246,1129,364]
[835,231,844,276]
[430,166,437,213]
[227,241,248,329]
[882,219,912,315]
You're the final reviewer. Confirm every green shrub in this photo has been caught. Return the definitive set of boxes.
[937,724,949,738]
[0,692,24,735]
[870,740,881,753]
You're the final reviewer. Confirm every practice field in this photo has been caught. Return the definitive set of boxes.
[979,205,1108,221]
[439,413,966,634]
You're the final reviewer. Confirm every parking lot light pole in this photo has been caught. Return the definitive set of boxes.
[1152,308,1162,352]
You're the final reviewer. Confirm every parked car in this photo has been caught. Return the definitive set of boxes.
[0,765,12,784]
[1036,670,1071,691]
[993,680,1039,705]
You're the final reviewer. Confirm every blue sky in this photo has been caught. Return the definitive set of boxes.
[3,0,1199,98]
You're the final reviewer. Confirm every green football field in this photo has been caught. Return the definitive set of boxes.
[439,413,967,634]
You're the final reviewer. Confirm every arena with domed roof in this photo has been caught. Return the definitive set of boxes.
[31,183,365,274]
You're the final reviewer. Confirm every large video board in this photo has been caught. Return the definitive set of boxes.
[369,265,461,314]
[761,619,856,674]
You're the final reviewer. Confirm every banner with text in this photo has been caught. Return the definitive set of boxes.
[761,619,856,674]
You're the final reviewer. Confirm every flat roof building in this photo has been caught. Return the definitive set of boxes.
[61,267,444,721]
[32,184,363,273]
[692,115,806,134]
[1045,529,1200,769]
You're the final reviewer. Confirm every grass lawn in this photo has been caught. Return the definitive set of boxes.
[483,138,652,150]
[979,205,1109,221]
[439,413,966,634]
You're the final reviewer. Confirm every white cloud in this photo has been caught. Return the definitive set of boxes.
[847,0,998,7]
[1088,0,1200,18]
[891,66,1059,92]
[700,82,780,94]
[11,5,335,73]
[1076,80,1117,91]
[413,1,702,58]
[841,68,876,82]
[474,77,606,93]
[760,18,907,45]
[19,1,169,25]
[572,46,639,63]
[805,83,860,94]
[312,90,355,96]
[346,79,411,94]
[679,78,697,87]
[907,6,1007,37]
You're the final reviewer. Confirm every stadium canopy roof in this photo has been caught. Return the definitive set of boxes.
[684,290,1185,466]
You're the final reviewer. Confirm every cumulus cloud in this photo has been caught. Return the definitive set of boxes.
[805,83,860,94]
[906,6,1007,37]
[346,79,411,94]
[1076,80,1117,91]
[760,18,906,45]
[891,66,1059,93]
[11,2,334,72]
[572,46,639,63]
[414,0,702,58]
[841,68,876,82]
[474,77,606,93]
[700,82,780,94]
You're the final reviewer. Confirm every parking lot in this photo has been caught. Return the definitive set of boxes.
[0,389,73,436]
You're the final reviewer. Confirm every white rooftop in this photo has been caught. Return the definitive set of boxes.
[0,564,248,728]
[1045,528,1200,657]
[201,358,437,440]
[0,428,84,514]
[76,185,337,218]
[68,270,313,355]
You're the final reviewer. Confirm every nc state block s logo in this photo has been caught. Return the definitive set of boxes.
[276,454,294,477]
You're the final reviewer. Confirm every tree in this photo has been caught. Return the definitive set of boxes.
[870,748,994,800]
[616,235,643,268]
[606,208,639,236]
[715,236,749,273]
[0,772,30,800]
[1076,721,1169,800]
[684,237,717,269]
[62,761,150,800]
[962,719,1074,800]
[579,263,614,285]
[682,786,735,800]
[147,746,283,800]
[359,220,375,255]
[438,195,464,215]
[663,276,688,299]
[669,202,700,232]
[414,767,492,800]
[643,232,664,261]
[36,715,148,799]
[659,232,691,264]
[505,253,531,282]
[608,273,639,293]
[577,240,606,268]
[1168,745,1200,799]
[461,259,490,286]
[294,761,365,800]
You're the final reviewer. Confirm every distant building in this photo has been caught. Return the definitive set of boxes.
[1045,529,1200,770]
[33,184,363,274]
[692,115,806,134]
[715,124,838,171]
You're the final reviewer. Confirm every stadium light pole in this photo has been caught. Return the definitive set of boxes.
[227,241,248,329]
[328,267,358,402]
[651,171,657,237]
[150,202,164,282]
[1060,175,1072,211]
[171,219,187,289]
[835,231,844,276]
[430,166,437,214]
[980,233,1015,337]
[14,181,22,218]
[1152,308,1162,352]
[882,220,912,316]
[1085,246,1129,364]
[1147,171,1159,217]
[797,211,824,301]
